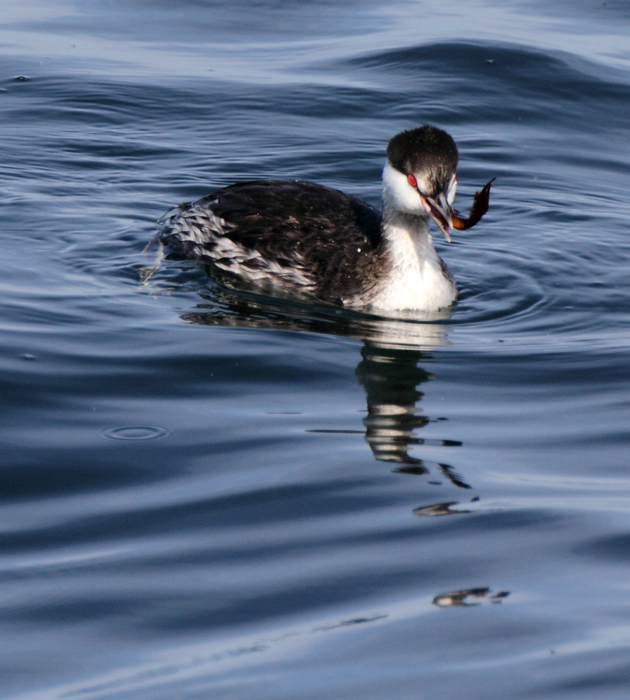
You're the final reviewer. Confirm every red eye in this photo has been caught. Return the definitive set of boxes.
[407,173,417,188]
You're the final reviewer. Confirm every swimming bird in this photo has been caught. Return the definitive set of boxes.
[157,126,493,311]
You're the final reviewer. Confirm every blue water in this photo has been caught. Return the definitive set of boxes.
[3,1,630,698]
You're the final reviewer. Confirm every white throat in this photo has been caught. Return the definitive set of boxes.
[367,163,457,312]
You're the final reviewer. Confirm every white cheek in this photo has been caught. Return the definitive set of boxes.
[382,163,424,214]
[447,176,457,205]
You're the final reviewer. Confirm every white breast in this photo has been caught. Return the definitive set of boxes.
[367,220,457,312]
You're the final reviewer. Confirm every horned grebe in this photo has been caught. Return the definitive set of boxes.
[157,126,493,311]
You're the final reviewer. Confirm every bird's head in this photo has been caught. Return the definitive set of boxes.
[383,126,459,241]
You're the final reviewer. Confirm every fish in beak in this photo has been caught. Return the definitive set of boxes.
[419,191,454,242]
[416,178,495,241]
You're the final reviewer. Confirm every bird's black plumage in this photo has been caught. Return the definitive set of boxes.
[159,179,390,304]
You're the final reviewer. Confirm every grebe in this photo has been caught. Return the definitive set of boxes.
[157,126,493,311]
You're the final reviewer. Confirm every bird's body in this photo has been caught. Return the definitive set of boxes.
[157,126,492,311]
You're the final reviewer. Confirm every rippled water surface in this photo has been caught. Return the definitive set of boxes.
[3,1,630,698]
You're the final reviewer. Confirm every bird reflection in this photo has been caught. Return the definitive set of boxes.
[355,341,470,491]
[433,588,510,608]
[413,499,478,517]
[356,342,432,465]
[154,279,476,511]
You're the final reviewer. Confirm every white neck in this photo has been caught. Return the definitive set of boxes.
[366,163,457,312]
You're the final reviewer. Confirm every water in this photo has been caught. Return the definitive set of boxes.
[2,1,630,698]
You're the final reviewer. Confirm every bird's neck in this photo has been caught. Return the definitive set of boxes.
[369,204,455,312]
[381,206,437,268]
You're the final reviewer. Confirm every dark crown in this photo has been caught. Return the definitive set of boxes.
[387,126,458,195]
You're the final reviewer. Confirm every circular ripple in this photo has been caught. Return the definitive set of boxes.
[104,425,170,441]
